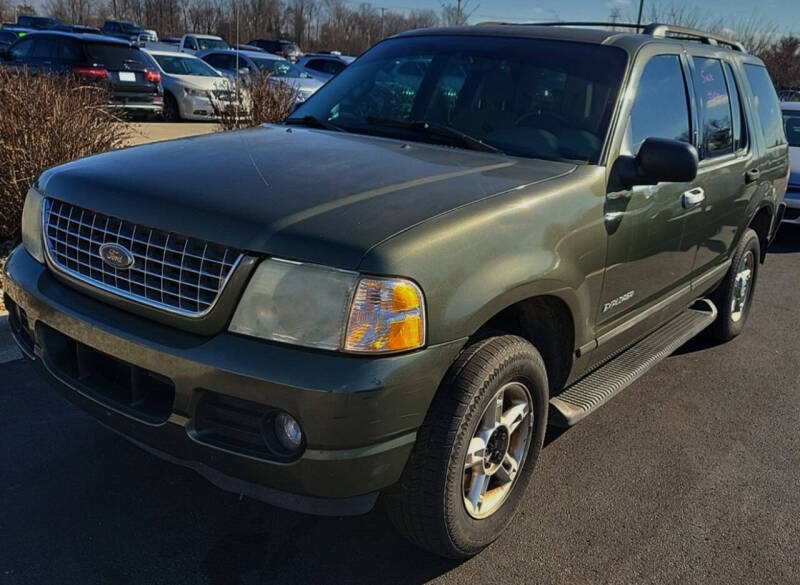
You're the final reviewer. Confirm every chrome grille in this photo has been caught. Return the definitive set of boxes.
[43,198,243,317]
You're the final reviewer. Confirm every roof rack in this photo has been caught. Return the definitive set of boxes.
[477,21,746,53]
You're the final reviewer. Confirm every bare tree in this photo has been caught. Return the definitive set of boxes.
[15,3,37,16]
[440,0,476,27]
[44,0,96,24]
[760,36,800,90]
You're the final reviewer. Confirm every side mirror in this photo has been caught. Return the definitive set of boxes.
[616,137,698,188]
[238,67,249,76]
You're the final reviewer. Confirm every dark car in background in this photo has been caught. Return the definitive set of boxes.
[100,20,144,41]
[0,32,163,117]
[247,38,302,61]
[54,24,102,34]
[15,15,61,30]
[781,101,800,225]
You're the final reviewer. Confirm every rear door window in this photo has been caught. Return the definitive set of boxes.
[623,54,691,155]
[691,57,733,158]
[744,64,786,149]
[52,38,82,62]
[86,43,149,69]
[29,38,58,59]
[723,62,747,152]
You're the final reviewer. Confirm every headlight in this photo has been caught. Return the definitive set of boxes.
[185,88,207,97]
[21,187,44,264]
[344,278,425,353]
[230,258,358,350]
[229,258,425,354]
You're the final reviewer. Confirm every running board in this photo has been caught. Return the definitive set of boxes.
[549,299,717,427]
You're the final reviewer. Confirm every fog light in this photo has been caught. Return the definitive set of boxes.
[274,412,303,452]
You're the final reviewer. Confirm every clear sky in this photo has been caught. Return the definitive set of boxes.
[353,0,799,34]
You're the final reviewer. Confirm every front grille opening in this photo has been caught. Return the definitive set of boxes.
[39,325,174,424]
[43,198,243,317]
[193,391,303,462]
[5,295,35,355]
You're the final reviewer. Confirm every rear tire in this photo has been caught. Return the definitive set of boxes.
[707,228,760,341]
[163,92,181,122]
[384,335,548,558]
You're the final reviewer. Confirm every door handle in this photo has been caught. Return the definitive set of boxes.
[682,187,705,208]
[745,168,761,183]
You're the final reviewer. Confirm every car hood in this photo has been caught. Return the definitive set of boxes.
[37,125,574,269]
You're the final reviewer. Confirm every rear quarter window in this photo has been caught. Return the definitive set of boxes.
[744,64,786,149]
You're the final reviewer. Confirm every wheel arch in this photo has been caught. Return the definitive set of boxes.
[472,293,576,394]
[747,203,774,263]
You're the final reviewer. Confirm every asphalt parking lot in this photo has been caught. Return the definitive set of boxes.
[1,226,799,585]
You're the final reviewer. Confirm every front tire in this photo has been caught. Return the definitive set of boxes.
[384,335,548,558]
[707,227,760,341]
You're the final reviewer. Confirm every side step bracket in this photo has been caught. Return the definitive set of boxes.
[550,299,717,427]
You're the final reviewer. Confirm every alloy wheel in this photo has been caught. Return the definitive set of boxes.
[731,250,755,323]
[462,381,534,519]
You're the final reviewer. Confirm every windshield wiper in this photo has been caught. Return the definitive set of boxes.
[285,115,346,132]
[365,116,502,154]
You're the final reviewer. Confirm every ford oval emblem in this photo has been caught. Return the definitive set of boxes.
[99,243,135,270]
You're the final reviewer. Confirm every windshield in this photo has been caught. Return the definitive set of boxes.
[783,110,800,147]
[118,22,142,33]
[197,37,230,51]
[86,43,149,68]
[252,58,309,78]
[154,54,220,77]
[290,35,627,162]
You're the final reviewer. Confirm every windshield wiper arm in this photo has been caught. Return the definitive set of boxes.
[365,116,502,154]
[285,115,346,132]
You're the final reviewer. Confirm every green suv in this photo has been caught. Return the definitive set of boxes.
[3,22,789,557]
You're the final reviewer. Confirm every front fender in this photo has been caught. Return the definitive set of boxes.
[359,167,608,350]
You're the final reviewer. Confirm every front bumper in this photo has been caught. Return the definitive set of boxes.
[3,247,465,514]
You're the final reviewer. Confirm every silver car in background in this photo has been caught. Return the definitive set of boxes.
[145,49,241,121]
[296,52,355,81]
[781,102,800,225]
[197,49,324,105]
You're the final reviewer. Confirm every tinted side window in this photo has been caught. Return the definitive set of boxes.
[327,61,346,75]
[9,38,36,59]
[203,53,225,68]
[744,64,786,149]
[723,62,747,151]
[624,55,691,155]
[692,57,733,157]
[306,59,328,73]
[30,39,60,59]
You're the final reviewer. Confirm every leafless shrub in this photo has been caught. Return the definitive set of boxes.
[214,73,298,131]
[0,68,131,244]
[761,36,800,92]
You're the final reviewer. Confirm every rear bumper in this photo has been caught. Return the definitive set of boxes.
[3,247,465,514]
[108,90,164,113]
